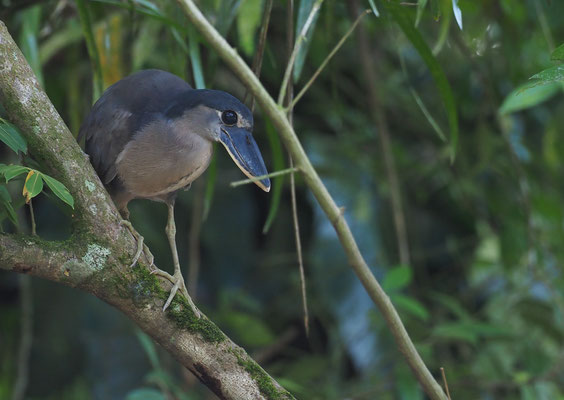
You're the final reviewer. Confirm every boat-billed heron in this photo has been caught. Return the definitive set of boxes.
[79,69,270,316]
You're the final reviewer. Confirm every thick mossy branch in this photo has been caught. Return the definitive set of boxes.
[0,20,292,400]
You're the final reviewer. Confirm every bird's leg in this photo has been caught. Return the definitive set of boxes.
[151,201,200,317]
[120,219,154,268]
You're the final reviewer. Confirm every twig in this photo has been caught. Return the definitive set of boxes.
[174,2,448,398]
[243,0,274,112]
[277,0,324,105]
[229,167,299,187]
[288,9,372,110]
[28,199,36,236]
[440,367,452,400]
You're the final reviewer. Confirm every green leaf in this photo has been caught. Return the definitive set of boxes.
[0,119,27,155]
[262,117,285,233]
[76,0,104,101]
[221,311,276,347]
[0,186,18,227]
[0,165,29,182]
[415,0,428,26]
[367,0,380,17]
[382,265,412,291]
[391,294,430,321]
[23,170,44,202]
[551,43,564,61]
[125,388,166,400]
[499,81,560,114]
[451,0,462,30]
[432,322,478,344]
[41,173,75,209]
[135,331,160,368]
[19,5,44,87]
[188,26,206,89]
[237,0,263,56]
[530,64,564,85]
[294,0,322,83]
[385,1,459,161]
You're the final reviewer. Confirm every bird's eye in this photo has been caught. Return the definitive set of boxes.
[221,110,238,125]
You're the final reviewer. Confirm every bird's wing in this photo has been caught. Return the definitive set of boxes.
[79,69,192,184]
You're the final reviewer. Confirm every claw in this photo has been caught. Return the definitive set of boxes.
[151,269,201,317]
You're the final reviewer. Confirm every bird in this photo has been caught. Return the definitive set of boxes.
[79,69,270,316]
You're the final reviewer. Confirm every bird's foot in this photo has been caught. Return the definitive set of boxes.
[150,269,201,318]
[120,220,154,268]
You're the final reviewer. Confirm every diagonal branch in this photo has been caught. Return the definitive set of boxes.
[0,20,293,400]
[174,1,447,399]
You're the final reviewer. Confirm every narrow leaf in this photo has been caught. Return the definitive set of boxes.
[367,0,380,17]
[1,165,29,182]
[262,118,285,233]
[382,265,412,291]
[19,5,44,87]
[392,294,430,321]
[125,388,166,400]
[0,186,18,227]
[237,0,264,56]
[23,170,44,203]
[135,330,160,368]
[385,1,459,160]
[451,0,462,30]
[76,0,104,101]
[294,0,322,83]
[499,81,560,114]
[409,87,446,141]
[188,26,206,89]
[415,0,428,27]
[0,119,27,154]
[41,173,75,209]
[551,43,564,61]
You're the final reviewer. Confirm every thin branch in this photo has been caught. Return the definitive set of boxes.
[243,0,274,112]
[440,367,452,400]
[173,1,446,398]
[277,0,324,105]
[288,9,371,110]
[229,167,299,187]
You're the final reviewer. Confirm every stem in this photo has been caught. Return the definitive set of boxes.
[277,0,324,105]
[229,167,299,187]
[174,1,446,398]
[289,9,371,110]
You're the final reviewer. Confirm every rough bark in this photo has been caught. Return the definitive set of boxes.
[0,21,293,400]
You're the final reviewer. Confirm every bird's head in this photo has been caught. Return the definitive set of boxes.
[166,89,270,192]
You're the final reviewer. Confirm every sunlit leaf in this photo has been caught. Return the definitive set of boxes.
[23,170,44,203]
[1,165,29,182]
[41,173,75,209]
[382,265,412,291]
[530,65,564,85]
[499,81,560,114]
[551,43,564,61]
[262,118,285,233]
[451,0,462,30]
[367,0,379,17]
[385,1,459,160]
[0,119,27,155]
[237,0,263,56]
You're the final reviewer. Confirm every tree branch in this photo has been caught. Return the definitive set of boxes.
[0,20,293,400]
[174,1,447,399]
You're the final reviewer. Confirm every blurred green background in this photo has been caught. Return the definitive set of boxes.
[2,0,564,399]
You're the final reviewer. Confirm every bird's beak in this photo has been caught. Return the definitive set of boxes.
[219,127,271,192]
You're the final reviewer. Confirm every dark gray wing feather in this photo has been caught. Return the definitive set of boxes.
[79,69,192,184]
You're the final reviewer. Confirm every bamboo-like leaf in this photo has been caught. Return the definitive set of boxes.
[1,165,29,182]
[188,26,206,89]
[41,173,75,209]
[367,0,379,17]
[262,118,285,233]
[23,170,44,203]
[385,1,459,160]
[551,43,564,61]
[451,0,462,30]
[382,265,412,292]
[0,119,27,154]
[76,0,104,101]
[0,185,18,227]
[415,0,428,27]
[293,0,322,83]
[237,0,264,56]
[18,5,44,87]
